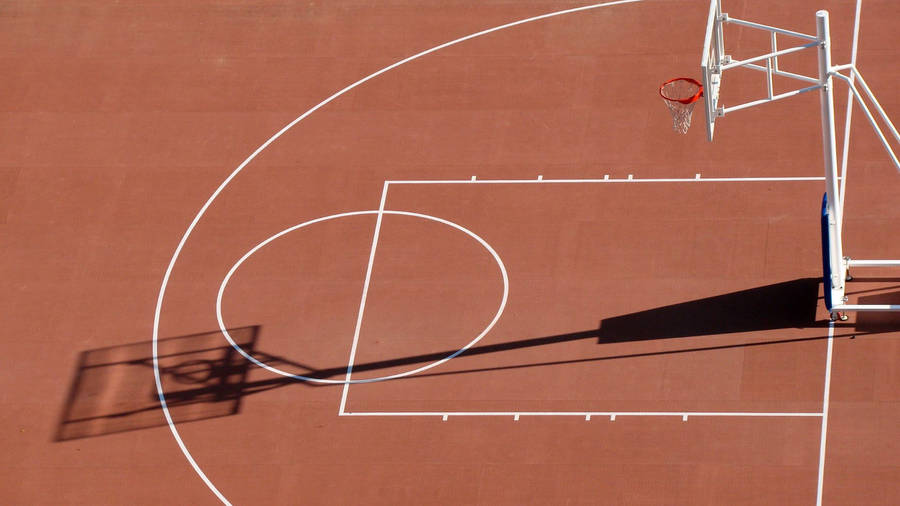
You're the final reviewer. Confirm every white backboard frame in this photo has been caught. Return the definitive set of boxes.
[701,0,725,142]
[695,1,900,319]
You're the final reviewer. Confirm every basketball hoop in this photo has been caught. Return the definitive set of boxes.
[659,77,704,134]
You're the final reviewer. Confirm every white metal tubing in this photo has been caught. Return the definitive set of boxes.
[721,84,820,115]
[715,0,724,64]
[851,69,900,145]
[771,32,779,71]
[701,1,718,69]
[817,11,846,304]
[765,27,775,98]
[724,16,817,41]
[846,259,900,267]
[771,68,819,84]
[722,42,818,71]
[831,72,900,171]
[701,0,719,142]
[743,62,818,84]
[832,304,900,312]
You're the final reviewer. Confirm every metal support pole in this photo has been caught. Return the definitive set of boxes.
[817,11,846,307]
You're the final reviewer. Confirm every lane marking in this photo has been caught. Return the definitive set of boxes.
[816,322,835,506]
[144,1,690,502]
[215,208,509,385]
[341,411,824,418]
[340,182,390,414]
[386,176,829,184]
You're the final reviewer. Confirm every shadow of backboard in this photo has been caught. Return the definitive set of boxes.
[597,278,822,341]
[55,327,258,441]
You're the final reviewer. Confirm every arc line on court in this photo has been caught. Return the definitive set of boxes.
[153,3,645,501]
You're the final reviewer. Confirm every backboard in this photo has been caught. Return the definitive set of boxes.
[701,0,726,141]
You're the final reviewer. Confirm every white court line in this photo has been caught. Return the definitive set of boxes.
[839,0,863,209]
[816,321,836,506]
[386,176,828,184]
[341,411,824,418]
[346,176,836,423]
[339,183,390,414]
[215,208,509,384]
[151,3,643,503]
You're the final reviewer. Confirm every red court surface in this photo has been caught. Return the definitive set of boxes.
[3,1,899,504]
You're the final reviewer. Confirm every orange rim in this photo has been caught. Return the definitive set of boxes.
[659,77,704,105]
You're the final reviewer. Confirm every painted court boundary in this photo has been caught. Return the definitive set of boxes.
[341,176,837,505]
[386,175,828,184]
[151,2,648,504]
[340,176,835,422]
[146,0,839,503]
[341,411,824,420]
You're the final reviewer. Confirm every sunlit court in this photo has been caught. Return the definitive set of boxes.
[3,1,898,504]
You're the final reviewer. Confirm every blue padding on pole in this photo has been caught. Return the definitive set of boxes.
[820,193,833,310]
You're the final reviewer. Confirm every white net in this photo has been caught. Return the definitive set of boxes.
[660,79,702,134]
